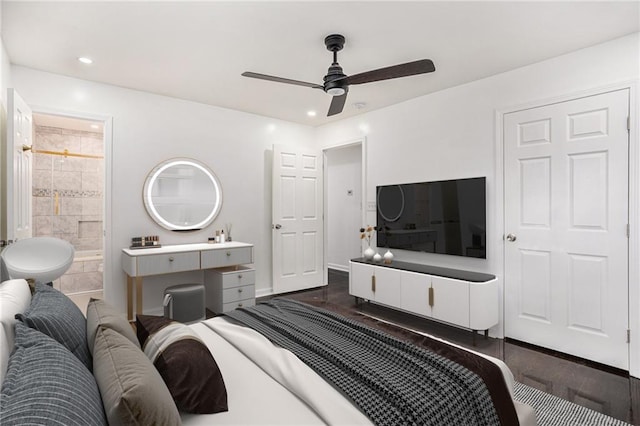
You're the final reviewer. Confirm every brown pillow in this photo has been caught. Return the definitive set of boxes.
[93,326,181,425]
[136,315,228,414]
[86,298,139,355]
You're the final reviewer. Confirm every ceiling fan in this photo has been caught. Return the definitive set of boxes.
[242,34,436,117]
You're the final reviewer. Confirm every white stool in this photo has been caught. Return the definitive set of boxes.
[163,283,206,324]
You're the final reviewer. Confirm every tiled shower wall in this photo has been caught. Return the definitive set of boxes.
[32,125,104,294]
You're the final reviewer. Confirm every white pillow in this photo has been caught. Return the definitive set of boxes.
[0,279,31,383]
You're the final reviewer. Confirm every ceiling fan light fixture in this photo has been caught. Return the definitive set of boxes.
[327,87,345,96]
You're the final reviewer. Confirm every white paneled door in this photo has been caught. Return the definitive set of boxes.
[504,89,629,370]
[4,89,33,242]
[272,144,323,294]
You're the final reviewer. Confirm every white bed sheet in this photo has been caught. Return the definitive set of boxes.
[185,316,536,426]
[183,318,372,426]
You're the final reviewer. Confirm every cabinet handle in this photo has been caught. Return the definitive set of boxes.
[428,287,434,307]
[238,303,243,308]
[238,274,243,279]
[371,275,376,293]
[168,257,174,262]
[238,288,243,293]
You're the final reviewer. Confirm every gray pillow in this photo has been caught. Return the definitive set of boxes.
[92,326,181,425]
[86,298,139,355]
[15,282,92,371]
[0,322,107,426]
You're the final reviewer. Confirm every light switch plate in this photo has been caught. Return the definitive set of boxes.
[367,201,376,211]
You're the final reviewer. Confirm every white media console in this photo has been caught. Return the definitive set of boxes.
[349,258,498,341]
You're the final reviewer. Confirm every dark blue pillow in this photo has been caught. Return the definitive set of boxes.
[15,282,92,371]
[0,322,107,425]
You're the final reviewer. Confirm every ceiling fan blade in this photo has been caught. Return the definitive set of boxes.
[344,59,435,86]
[241,72,323,89]
[327,93,348,116]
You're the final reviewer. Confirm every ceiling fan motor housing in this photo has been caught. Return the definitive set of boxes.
[323,34,348,95]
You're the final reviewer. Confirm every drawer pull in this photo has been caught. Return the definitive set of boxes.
[428,287,434,307]
[226,251,231,257]
[168,257,174,262]
[371,275,376,293]
[238,274,243,279]
[238,288,243,293]
[238,303,243,308]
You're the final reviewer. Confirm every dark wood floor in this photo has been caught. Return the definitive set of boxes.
[263,269,638,425]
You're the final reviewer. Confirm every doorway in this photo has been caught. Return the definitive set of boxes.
[31,113,105,302]
[323,140,365,277]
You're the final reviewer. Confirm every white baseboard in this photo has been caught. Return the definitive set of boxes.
[328,263,349,272]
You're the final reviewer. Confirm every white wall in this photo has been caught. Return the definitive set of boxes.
[11,66,316,313]
[316,32,640,339]
[325,144,362,271]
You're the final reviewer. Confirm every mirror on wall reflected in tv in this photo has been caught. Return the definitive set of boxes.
[376,177,486,258]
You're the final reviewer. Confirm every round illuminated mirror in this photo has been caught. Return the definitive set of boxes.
[143,158,222,231]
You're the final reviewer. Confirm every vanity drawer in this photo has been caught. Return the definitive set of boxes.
[136,251,200,276]
[222,285,255,303]
[201,247,253,269]
[217,268,255,289]
[222,298,255,313]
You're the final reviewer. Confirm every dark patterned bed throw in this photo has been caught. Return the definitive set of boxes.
[225,298,518,426]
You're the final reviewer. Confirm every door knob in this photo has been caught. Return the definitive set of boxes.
[274,224,282,230]
[506,233,517,242]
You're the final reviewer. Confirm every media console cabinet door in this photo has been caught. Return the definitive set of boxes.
[430,276,470,328]
[373,267,401,307]
[400,271,431,317]
[350,262,375,300]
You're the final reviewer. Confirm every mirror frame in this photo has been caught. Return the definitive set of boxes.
[143,158,223,231]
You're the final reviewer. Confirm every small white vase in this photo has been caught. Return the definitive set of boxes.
[373,252,383,263]
[363,246,375,260]
[383,249,394,264]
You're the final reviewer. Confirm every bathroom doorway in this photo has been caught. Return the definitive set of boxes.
[31,113,105,303]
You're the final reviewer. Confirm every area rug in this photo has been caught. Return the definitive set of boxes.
[513,381,630,426]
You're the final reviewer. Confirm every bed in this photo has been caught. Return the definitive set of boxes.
[0,278,536,425]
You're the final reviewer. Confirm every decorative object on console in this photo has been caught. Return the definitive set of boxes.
[130,235,161,249]
[373,252,382,263]
[383,249,394,264]
[360,225,376,260]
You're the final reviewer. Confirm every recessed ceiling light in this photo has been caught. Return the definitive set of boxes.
[307,110,317,117]
[78,57,93,64]
[90,124,100,129]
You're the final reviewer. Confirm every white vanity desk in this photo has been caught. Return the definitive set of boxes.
[122,241,254,320]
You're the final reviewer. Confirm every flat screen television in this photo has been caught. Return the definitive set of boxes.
[376,177,486,258]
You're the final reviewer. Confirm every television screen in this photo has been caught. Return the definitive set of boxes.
[376,177,486,258]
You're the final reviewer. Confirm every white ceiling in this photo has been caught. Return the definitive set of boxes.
[3,1,639,126]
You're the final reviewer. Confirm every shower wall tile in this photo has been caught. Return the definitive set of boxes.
[82,199,102,217]
[33,197,52,216]
[61,198,83,216]
[33,169,51,190]
[53,215,79,234]
[34,216,52,236]
[82,172,101,191]
[54,156,83,172]
[33,153,52,170]
[78,220,102,238]
[52,170,82,191]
